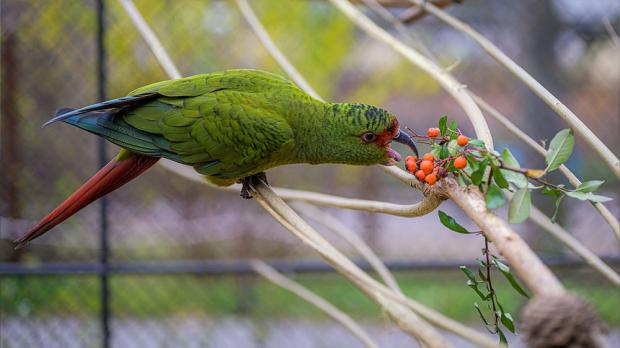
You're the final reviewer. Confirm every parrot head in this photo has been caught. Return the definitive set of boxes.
[317,103,418,166]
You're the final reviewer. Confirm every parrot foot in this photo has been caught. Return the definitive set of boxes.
[240,172,269,199]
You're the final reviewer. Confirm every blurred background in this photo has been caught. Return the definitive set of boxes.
[1,0,618,347]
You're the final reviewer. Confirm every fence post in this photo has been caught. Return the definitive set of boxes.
[96,1,110,347]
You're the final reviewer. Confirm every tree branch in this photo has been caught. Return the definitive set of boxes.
[250,259,381,348]
[293,202,403,292]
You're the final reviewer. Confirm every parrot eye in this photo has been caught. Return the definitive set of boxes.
[361,132,377,143]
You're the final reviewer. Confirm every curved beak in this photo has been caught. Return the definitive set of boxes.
[393,129,418,157]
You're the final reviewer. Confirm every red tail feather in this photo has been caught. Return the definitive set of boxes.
[14,153,159,248]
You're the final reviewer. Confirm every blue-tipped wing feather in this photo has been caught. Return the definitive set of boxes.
[43,93,159,126]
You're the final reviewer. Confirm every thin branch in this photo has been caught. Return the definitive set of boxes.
[470,91,620,240]
[279,186,443,217]
[361,0,437,60]
[404,0,620,179]
[251,181,499,348]
[250,260,381,348]
[527,204,620,288]
[117,0,181,79]
[160,158,443,217]
[293,202,403,293]
[399,0,462,24]
[236,0,323,101]
[329,0,494,150]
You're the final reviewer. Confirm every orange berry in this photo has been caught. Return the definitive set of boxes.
[422,153,434,162]
[425,174,438,185]
[406,161,417,173]
[457,135,469,146]
[415,170,426,181]
[405,155,417,164]
[420,160,434,174]
[427,128,440,137]
[454,156,467,169]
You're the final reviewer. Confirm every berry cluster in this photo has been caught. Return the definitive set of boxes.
[403,127,470,186]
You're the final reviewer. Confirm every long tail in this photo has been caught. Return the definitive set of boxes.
[14,150,159,249]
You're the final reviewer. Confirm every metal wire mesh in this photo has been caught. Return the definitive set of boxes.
[1,1,619,347]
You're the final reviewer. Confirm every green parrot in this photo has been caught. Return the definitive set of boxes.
[15,69,417,248]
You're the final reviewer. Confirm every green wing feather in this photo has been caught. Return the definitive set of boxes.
[123,70,296,179]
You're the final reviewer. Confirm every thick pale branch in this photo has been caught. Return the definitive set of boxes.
[404,0,620,178]
[441,178,565,296]
[293,202,403,292]
[252,181,499,348]
[250,260,381,348]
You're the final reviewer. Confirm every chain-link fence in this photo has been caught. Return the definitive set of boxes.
[1,1,619,347]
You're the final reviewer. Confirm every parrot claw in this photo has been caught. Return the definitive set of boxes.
[240,172,269,199]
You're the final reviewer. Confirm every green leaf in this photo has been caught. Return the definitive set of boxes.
[551,195,565,223]
[492,165,509,189]
[447,139,460,156]
[545,129,574,172]
[471,159,488,186]
[494,258,530,298]
[575,180,604,193]
[509,188,531,223]
[498,328,508,344]
[438,115,448,136]
[486,184,506,209]
[477,268,487,281]
[468,139,486,148]
[467,280,488,300]
[449,120,458,135]
[542,186,562,197]
[501,312,516,333]
[565,191,613,202]
[473,302,491,326]
[440,144,449,159]
[439,211,471,234]
[459,265,476,281]
[501,148,527,188]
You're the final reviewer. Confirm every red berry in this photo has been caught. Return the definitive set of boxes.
[420,160,434,174]
[454,156,467,169]
[406,161,417,173]
[415,170,426,181]
[425,174,437,185]
[432,166,440,174]
[422,153,434,162]
[457,135,469,147]
[427,128,440,137]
